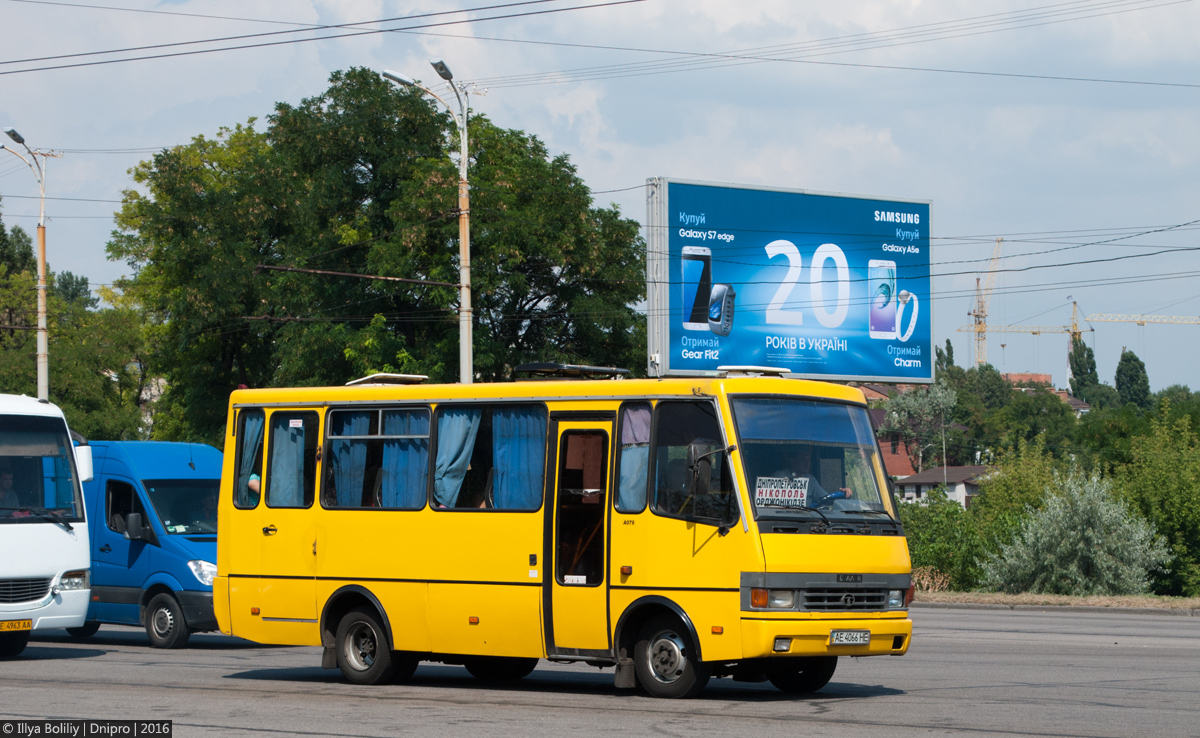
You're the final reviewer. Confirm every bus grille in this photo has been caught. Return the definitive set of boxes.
[802,588,889,611]
[0,577,53,604]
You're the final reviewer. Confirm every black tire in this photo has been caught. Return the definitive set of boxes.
[464,656,538,683]
[145,593,191,649]
[768,656,838,694]
[390,652,420,684]
[0,631,30,659]
[335,606,396,685]
[67,621,101,639]
[633,615,710,699]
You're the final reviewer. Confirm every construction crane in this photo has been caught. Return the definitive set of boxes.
[1086,314,1200,326]
[960,298,1090,366]
[964,238,1004,366]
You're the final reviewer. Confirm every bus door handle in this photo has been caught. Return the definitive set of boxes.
[98,544,112,553]
[262,525,278,536]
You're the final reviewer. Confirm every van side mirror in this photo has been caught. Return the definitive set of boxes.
[125,512,147,542]
[75,445,93,483]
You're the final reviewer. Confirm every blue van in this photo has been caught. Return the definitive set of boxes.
[71,442,222,648]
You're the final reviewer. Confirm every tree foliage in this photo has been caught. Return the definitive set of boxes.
[1068,336,1098,399]
[879,381,957,472]
[109,68,646,444]
[1116,349,1151,409]
[983,470,1167,596]
[970,436,1061,552]
[898,489,983,591]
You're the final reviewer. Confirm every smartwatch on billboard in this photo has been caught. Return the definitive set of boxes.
[897,290,919,342]
[708,283,735,337]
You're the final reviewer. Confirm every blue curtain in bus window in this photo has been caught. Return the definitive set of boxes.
[268,416,305,507]
[381,410,429,509]
[492,405,546,510]
[617,403,651,512]
[236,411,265,508]
[434,407,482,508]
[330,412,371,507]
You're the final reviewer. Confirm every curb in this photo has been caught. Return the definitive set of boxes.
[912,601,1198,616]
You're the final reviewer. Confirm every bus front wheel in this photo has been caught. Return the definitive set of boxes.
[768,656,838,694]
[633,615,710,699]
[0,631,29,659]
[335,606,397,685]
[146,593,191,649]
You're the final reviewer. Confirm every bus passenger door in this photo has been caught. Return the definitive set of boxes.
[256,410,321,632]
[547,422,612,655]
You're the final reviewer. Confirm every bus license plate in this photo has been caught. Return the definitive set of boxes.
[0,620,32,632]
[831,630,870,645]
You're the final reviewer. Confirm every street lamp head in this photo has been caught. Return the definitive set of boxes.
[4,128,25,145]
[429,59,454,81]
[381,69,416,87]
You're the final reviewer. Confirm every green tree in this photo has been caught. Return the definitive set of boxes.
[898,489,983,590]
[0,199,35,276]
[879,382,957,472]
[935,338,955,375]
[53,271,99,309]
[1079,381,1121,410]
[983,470,1167,595]
[109,67,646,444]
[1116,411,1200,595]
[984,387,1076,453]
[1115,349,1151,409]
[970,436,1061,553]
[1068,336,1098,398]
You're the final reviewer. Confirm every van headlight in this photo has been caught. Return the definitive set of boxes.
[55,569,89,594]
[188,560,217,587]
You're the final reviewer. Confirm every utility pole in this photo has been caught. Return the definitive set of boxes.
[3,128,62,401]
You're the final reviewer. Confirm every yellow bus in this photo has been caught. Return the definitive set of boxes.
[214,366,912,698]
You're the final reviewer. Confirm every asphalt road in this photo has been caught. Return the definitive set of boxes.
[2,607,1198,737]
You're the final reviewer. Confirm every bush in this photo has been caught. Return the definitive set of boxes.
[899,489,983,591]
[970,436,1061,554]
[983,471,1167,595]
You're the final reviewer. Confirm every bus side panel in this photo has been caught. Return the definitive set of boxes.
[609,589,743,663]
[427,583,543,658]
[316,580,433,653]
[213,574,231,635]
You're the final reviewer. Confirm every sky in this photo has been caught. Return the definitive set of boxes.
[1,0,1198,391]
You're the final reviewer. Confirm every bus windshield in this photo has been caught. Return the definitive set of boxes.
[0,414,84,522]
[730,397,886,520]
[144,479,220,534]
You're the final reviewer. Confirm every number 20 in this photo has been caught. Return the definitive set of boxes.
[763,240,850,328]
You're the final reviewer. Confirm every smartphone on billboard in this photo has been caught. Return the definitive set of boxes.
[681,246,712,331]
[868,259,897,340]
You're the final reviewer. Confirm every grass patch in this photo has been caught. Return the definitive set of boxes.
[915,591,1200,610]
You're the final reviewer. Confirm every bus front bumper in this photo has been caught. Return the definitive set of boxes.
[0,589,89,631]
[740,614,912,658]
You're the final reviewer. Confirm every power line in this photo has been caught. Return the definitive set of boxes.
[0,0,645,76]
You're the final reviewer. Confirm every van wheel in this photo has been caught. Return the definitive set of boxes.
[0,631,30,659]
[768,656,838,694]
[464,656,538,683]
[146,593,191,649]
[633,615,710,699]
[335,607,396,685]
[67,622,101,639]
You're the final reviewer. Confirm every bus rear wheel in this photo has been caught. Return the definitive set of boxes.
[0,631,29,659]
[633,615,710,699]
[335,606,397,685]
[146,593,191,649]
[464,656,538,683]
[768,656,838,694]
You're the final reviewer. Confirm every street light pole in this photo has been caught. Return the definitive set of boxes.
[2,128,59,401]
[382,62,474,385]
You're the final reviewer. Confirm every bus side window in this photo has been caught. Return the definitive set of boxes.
[651,401,735,522]
[234,408,265,509]
[325,408,430,510]
[614,402,651,513]
[432,404,546,511]
[266,412,319,509]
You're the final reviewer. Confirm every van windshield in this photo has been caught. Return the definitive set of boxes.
[730,397,886,521]
[0,414,84,522]
[144,479,220,534]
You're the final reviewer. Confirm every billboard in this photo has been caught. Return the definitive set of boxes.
[646,178,933,383]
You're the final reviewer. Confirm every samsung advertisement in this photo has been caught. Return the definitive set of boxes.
[646,178,933,382]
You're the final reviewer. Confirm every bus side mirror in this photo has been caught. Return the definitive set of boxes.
[687,440,720,496]
[75,445,93,483]
[125,512,147,542]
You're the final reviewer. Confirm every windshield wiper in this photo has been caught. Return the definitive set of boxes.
[765,507,831,529]
[852,509,901,530]
[15,508,74,531]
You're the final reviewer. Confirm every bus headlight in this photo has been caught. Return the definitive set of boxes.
[188,560,217,587]
[56,569,89,593]
[887,589,905,609]
[768,590,795,609]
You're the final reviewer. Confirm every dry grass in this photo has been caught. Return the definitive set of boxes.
[915,591,1200,610]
